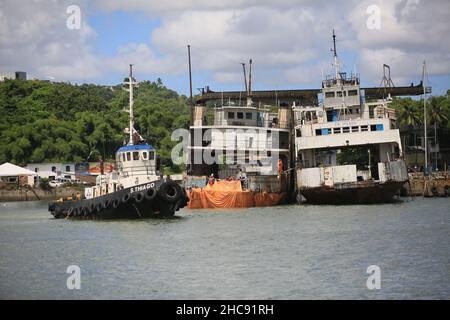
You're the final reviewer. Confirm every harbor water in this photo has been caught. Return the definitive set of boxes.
[0,198,449,299]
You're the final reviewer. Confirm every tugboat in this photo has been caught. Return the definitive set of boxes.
[293,31,408,204]
[48,65,189,219]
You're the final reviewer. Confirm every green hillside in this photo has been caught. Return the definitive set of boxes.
[0,79,190,173]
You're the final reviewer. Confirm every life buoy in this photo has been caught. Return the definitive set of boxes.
[145,188,157,200]
[134,192,145,203]
[158,181,181,203]
[122,193,131,204]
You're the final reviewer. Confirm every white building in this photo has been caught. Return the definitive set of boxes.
[25,163,76,181]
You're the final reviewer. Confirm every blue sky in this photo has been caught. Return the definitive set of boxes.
[1,0,449,97]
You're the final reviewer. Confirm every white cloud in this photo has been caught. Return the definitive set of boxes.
[1,0,449,90]
[0,0,100,81]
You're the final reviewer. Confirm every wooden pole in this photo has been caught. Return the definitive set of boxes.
[187,45,194,125]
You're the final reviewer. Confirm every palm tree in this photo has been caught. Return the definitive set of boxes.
[398,101,422,128]
[427,96,449,170]
[427,96,448,126]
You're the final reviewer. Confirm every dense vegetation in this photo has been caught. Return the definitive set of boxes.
[0,79,190,173]
[1,78,449,172]
[389,90,450,129]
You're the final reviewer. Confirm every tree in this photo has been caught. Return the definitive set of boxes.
[391,98,422,128]
[427,96,448,127]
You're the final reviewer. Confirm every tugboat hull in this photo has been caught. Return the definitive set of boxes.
[299,180,406,205]
[49,180,188,219]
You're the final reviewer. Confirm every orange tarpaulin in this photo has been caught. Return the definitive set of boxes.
[188,180,287,209]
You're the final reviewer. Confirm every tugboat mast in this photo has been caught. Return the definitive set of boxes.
[128,64,135,146]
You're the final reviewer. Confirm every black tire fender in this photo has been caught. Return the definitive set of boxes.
[145,188,157,200]
[431,186,438,196]
[112,198,120,208]
[96,202,103,212]
[54,206,63,218]
[158,181,181,203]
[102,199,110,209]
[134,192,145,203]
[122,193,131,204]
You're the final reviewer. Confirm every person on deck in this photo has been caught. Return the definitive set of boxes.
[277,159,283,178]
[208,174,215,186]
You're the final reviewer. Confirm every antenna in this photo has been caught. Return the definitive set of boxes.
[332,29,337,57]
[422,61,428,174]
[247,59,253,107]
[248,59,253,96]
[241,62,248,94]
[187,45,194,126]
[332,29,339,79]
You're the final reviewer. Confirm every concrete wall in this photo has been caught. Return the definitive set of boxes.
[0,187,85,202]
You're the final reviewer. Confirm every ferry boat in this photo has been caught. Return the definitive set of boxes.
[293,31,408,204]
[184,60,292,208]
[48,66,188,219]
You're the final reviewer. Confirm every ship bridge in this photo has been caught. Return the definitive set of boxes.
[116,144,157,177]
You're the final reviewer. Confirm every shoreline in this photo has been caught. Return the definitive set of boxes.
[0,187,85,202]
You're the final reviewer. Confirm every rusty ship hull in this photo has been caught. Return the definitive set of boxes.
[299,180,406,205]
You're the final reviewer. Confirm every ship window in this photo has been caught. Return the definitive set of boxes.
[149,151,155,160]
[237,112,244,119]
[370,125,377,131]
[348,90,358,96]
[65,165,70,172]
[297,129,303,137]
[315,129,321,136]
[325,92,335,98]
[246,112,252,119]
[127,152,131,161]
[343,127,350,133]
[122,153,126,162]
[51,166,56,172]
[228,112,235,119]
[351,126,359,132]
[133,151,139,160]
[142,151,148,160]
[333,127,341,134]
[337,91,346,97]
[361,125,368,131]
